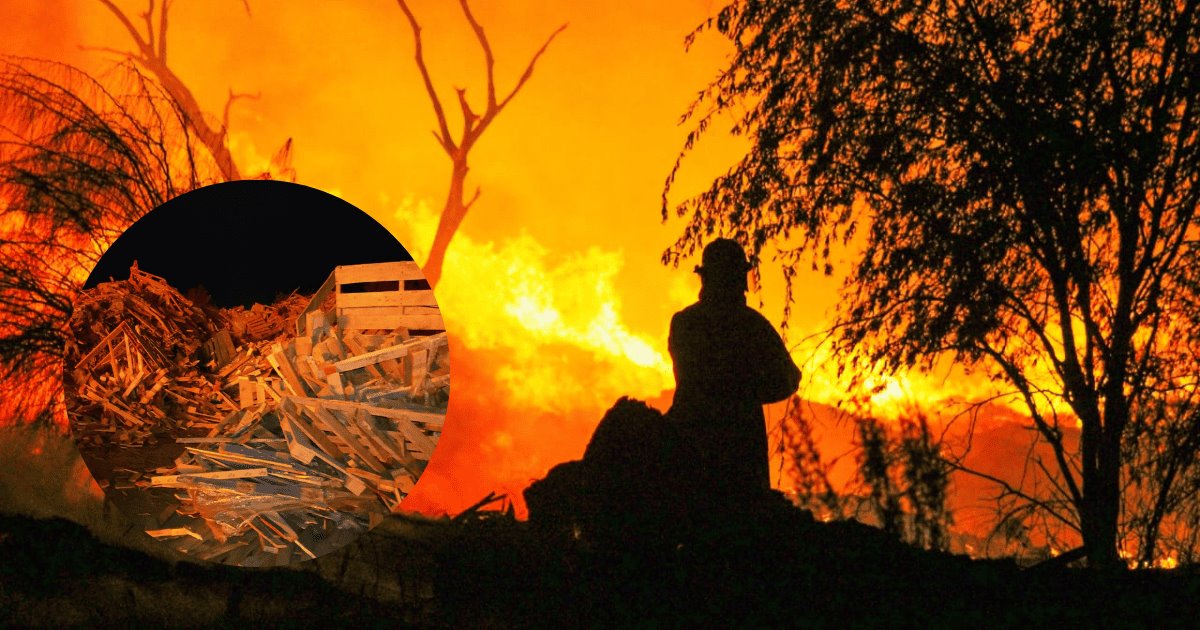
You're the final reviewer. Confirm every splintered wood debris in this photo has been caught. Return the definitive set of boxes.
[65,262,448,566]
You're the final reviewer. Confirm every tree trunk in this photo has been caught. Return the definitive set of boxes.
[1083,454,1122,570]
[1080,410,1126,570]
[423,159,469,288]
[142,58,240,182]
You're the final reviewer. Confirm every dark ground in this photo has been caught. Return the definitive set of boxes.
[4,502,1200,628]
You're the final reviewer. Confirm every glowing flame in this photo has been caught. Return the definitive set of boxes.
[390,196,673,412]
[791,335,1012,422]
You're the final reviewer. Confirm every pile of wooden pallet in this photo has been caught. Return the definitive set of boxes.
[223,292,311,342]
[68,266,235,446]
[65,262,449,565]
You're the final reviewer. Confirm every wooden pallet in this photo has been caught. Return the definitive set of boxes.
[295,262,444,335]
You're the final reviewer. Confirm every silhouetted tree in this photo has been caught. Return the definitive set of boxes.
[778,397,841,521]
[96,0,255,181]
[666,0,1200,569]
[857,417,905,538]
[0,57,217,424]
[849,413,952,551]
[780,397,952,551]
[1123,306,1200,566]
[898,413,953,551]
[396,0,565,288]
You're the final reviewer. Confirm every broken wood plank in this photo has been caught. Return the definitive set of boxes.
[345,408,403,463]
[183,447,304,474]
[372,425,409,463]
[326,372,350,398]
[150,468,269,486]
[332,340,417,373]
[337,289,438,309]
[294,335,313,357]
[196,540,249,562]
[237,378,257,408]
[120,366,148,398]
[101,400,144,426]
[146,527,203,540]
[290,397,445,431]
[335,261,426,285]
[303,404,387,473]
[267,348,308,397]
[295,272,337,336]
[337,309,443,333]
[391,469,416,493]
[174,437,287,445]
[409,347,429,390]
[340,334,385,380]
[280,399,345,465]
[279,414,319,465]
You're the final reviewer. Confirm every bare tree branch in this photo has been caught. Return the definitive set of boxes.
[156,0,170,61]
[96,0,242,181]
[457,0,495,110]
[396,0,565,287]
[977,342,1086,511]
[950,461,1081,533]
[463,185,481,211]
[455,87,478,130]
[396,0,455,153]
[222,89,260,142]
[77,45,137,59]
[494,23,567,115]
[97,0,150,53]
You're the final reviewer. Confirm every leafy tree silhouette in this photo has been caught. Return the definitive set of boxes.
[781,398,952,552]
[666,0,1200,569]
[0,57,219,425]
[778,397,841,522]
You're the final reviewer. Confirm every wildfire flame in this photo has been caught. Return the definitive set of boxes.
[392,196,673,411]
[388,197,681,514]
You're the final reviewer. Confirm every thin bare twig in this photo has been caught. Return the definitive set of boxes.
[395,0,565,288]
[95,0,243,180]
[396,0,454,153]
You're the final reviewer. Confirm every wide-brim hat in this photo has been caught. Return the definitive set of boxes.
[694,238,752,277]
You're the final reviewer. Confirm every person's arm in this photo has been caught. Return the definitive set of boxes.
[667,312,682,390]
[751,313,801,404]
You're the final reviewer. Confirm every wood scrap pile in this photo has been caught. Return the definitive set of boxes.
[65,261,449,565]
[67,265,234,446]
[72,263,220,359]
[224,291,310,343]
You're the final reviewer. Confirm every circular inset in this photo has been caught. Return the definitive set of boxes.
[64,181,448,566]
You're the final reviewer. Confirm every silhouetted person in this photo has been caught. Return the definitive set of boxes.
[668,238,801,500]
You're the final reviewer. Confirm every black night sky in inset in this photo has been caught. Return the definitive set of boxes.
[84,181,413,308]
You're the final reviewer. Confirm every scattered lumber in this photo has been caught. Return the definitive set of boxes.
[64,261,448,566]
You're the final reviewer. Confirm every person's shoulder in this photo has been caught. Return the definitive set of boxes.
[735,303,774,324]
[672,301,704,322]
[735,304,787,337]
[669,303,695,338]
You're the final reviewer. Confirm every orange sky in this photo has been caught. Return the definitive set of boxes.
[2,1,1017,515]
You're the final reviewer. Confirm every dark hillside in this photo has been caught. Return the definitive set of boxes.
[5,498,1200,627]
